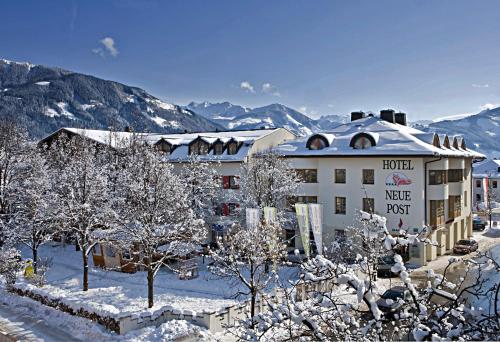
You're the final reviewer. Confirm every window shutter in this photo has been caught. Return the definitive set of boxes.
[222,176,230,189]
[222,203,229,216]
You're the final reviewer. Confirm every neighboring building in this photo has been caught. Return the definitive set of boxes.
[472,159,500,209]
[40,127,297,272]
[276,110,484,266]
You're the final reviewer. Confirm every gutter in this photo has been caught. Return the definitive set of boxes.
[424,156,442,227]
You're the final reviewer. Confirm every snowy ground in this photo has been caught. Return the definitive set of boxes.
[0,285,216,341]
[16,243,247,318]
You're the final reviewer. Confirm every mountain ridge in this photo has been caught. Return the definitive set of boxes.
[0,59,223,138]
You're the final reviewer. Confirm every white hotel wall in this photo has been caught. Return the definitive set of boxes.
[291,157,425,235]
[289,156,473,266]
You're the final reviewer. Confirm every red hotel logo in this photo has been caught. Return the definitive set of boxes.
[385,172,412,187]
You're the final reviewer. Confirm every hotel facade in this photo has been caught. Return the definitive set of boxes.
[41,110,483,267]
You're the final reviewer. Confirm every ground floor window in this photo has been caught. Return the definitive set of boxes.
[409,244,420,259]
[105,246,116,258]
[430,200,445,227]
[93,243,102,256]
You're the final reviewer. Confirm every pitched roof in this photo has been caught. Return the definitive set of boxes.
[276,116,484,158]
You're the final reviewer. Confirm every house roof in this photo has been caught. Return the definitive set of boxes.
[39,127,292,162]
[473,159,500,178]
[276,116,484,158]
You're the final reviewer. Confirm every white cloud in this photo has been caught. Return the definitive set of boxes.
[299,106,307,113]
[472,83,489,88]
[261,82,281,97]
[479,103,500,111]
[92,37,119,57]
[240,81,255,93]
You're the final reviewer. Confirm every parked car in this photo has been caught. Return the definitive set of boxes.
[377,255,398,277]
[453,239,479,254]
[472,217,486,231]
[376,286,412,314]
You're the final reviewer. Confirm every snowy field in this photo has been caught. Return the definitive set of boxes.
[14,243,298,319]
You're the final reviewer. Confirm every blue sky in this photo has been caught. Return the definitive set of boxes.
[2,0,500,120]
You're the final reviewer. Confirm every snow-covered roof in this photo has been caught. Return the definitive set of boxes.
[40,127,290,162]
[473,159,500,178]
[276,116,484,158]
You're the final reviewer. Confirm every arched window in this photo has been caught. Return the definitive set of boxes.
[306,135,331,150]
[349,133,377,149]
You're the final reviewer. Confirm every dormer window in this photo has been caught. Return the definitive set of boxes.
[227,141,239,155]
[309,137,327,150]
[189,138,210,155]
[306,134,332,150]
[155,139,174,155]
[349,133,377,149]
[213,141,224,155]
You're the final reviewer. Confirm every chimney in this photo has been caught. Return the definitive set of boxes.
[350,111,366,121]
[395,112,407,126]
[380,109,395,123]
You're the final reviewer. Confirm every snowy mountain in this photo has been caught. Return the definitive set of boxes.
[185,101,250,128]
[315,114,349,130]
[0,59,223,138]
[187,101,348,136]
[422,106,500,157]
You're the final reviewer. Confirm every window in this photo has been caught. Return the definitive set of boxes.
[363,198,374,213]
[189,140,209,155]
[222,176,240,189]
[296,169,318,183]
[429,200,445,227]
[448,169,464,183]
[105,246,116,258]
[476,194,481,202]
[287,196,318,210]
[216,203,240,216]
[335,197,346,214]
[335,229,346,241]
[410,244,420,259]
[156,141,172,154]
[93,244,102,256]
[213,142,224,155]
[429,170,447,185]
[476,179,481,188]
[308,137,327,150]
[448,195,461,219]
[362,169,374,185]
[122,249,132,260]
[335,169,346,183]
[285,229,296,247]
[493,180,498,189]
[464,191,467,207]
[227,142,239,155]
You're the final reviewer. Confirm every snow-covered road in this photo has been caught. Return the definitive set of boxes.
[0,300,81,342]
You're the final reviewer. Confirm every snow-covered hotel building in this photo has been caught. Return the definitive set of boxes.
[276,111,483,266]
[41,110,483,267]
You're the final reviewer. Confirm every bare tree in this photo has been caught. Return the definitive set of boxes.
[238,150,299,213]
[0,121,30,246]
[10,146,56,274]
[209,221,287,328]
[238,212,499,341]
[114,142,206,308]
[46,135,116,291]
